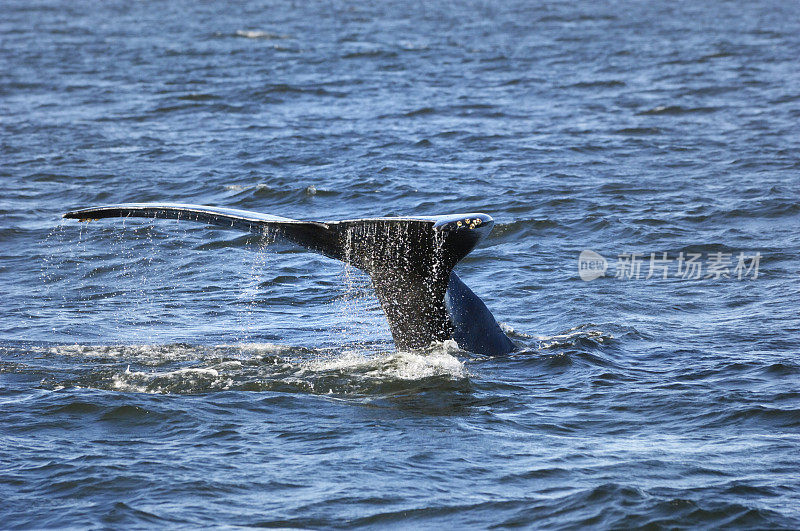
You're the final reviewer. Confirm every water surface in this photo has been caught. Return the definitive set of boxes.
[2,0,799,527]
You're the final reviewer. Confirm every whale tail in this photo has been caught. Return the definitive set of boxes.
[64,203,516,354]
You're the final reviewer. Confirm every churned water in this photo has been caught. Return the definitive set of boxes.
[2,0,800,528]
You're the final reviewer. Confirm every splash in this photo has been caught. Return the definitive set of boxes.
[300,342,467,381]
[27,341,467,395]
[112,365,232,394]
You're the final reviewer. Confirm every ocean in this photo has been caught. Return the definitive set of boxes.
[2,0,799,527]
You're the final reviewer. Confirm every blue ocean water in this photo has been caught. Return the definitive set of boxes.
[2,0,800,527]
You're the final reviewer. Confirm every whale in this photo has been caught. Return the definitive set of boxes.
[64,203,517,356]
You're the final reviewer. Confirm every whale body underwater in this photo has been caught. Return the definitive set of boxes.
[64,203,518,356]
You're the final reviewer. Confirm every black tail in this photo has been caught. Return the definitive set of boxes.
[64,203,508,352]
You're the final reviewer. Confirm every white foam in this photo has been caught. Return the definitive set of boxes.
[500,322,532,338]
[535,327,611,348]
[41,341,469,395]
[216,342,298,356]
[44,343,206,367]
[213,360,242,370]
[112,365,229,394]
[235,30,288,39]
[301,345,467,380]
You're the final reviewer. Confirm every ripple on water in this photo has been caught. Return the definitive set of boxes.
[3,0,800,527]
[14,342,469,397]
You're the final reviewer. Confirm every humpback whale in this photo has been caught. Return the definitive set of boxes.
[64,203,517,356]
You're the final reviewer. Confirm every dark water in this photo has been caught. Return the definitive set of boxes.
[2,0,800,527]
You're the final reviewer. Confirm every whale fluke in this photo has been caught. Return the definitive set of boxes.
[64,203,517,355]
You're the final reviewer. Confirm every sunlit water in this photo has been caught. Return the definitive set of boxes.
[2,0,799,527]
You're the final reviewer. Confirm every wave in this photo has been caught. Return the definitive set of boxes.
[231,30,289,40]
[21,342,468,396]
[637,105,722,116]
